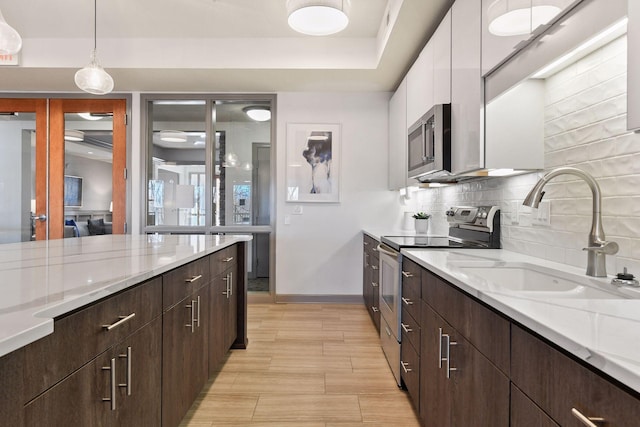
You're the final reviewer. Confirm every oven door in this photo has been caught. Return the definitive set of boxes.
[377,243,401,339]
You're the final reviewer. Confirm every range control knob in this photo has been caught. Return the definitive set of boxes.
[446,210,455,217]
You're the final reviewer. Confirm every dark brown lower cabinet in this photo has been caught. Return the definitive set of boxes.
[419,302,509,427]
[363,235,380,332]
[162,286,209,427]
[510,384,559,427]
[0,349,24,426]
[24,317,162,427]
[511,325,640,427]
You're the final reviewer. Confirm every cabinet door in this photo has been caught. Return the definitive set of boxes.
[629,0,640,130]
[451,0,483,174]
[209,271,228,375]
[114,317,162,427]
[420,302,451,427]
[433,10,452,105]
[0,349,24,426]
[388,78,408,190]
[162,287,208,427]
[407,43,435,127]
[25,350,116,427]
[225,270,238,350]
[511,384,559,427]
[512,325,640,426]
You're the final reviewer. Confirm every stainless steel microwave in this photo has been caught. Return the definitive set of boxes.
[407,104,451,181]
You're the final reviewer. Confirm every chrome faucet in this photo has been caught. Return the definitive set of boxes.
[523,167,618,277]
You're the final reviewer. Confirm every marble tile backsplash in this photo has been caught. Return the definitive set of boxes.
[411,35,640,276]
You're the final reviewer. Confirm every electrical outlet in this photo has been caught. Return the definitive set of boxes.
[532,201,551,226]
[292,205,303,215]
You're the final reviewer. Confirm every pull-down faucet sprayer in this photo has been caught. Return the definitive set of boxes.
[523,167,618,277]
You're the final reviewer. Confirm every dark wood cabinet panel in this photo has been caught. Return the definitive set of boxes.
[422,269,510,375]
[25,318,162,427]
[362,235,380,332]
[512,325,640,427]
[162,284,209,427]
[401,307,421,357]
[24,276,162,402]
[402,257,422,323]
[0,349,24,426]
[401,332,420,413]
[210,244,237,277]
[511,384,559,427]
[163,256,209,310]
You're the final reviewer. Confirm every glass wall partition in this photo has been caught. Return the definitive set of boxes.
[143,95,274,295]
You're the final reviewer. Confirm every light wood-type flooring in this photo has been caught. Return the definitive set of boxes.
[180,303,421,426]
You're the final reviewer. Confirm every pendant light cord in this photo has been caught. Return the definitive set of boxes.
[94,0,97,51]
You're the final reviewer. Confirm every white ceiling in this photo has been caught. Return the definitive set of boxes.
[0,0,453,93]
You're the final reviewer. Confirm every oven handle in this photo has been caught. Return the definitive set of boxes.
[376,244,399,258]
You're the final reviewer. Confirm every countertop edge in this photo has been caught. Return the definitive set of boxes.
[0,235,251,358]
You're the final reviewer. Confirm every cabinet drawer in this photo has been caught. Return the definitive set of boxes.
[24,277,162,402]
[401,258,421,321]
[163,256,209,309]
[210,245,238,278]
[422,269,510,375]
[401,307,420,355]
[512,325,640,427]
[400,336,420,412]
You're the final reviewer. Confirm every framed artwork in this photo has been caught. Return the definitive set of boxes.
[286,123,341,203]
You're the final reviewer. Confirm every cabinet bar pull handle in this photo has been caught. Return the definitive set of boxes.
[385,325,392,337]
[223,256,234,262]
[196,295,201,327]
[401,322,413,333]
[102,313,136,331]
[118,346,132,396]
[364,241,369,246]
[402,297,413,306]
[371,281,379,287]
[102,357,116,410]
[229,272,233,296]
[401,361,412,373]
[571,408,605,427]
[185,301,196,332]
[401,271,413,278]
[371,265,379,271]
[438,328,444,369]
[442,334,458,379]
[371,306,379,313]
[185,274,203,283]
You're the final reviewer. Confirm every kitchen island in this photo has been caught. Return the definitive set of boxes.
[0,234,250,426]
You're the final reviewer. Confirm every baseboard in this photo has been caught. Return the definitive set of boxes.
[273,294,364,304]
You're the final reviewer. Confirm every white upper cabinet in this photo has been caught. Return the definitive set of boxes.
[433,11,452,105]
[629,0,640,131]
[389,78,408,190]
[406,42,434,127]
[451,0,483,174]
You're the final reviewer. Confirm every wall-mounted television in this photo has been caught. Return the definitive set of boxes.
[64,175,83,207]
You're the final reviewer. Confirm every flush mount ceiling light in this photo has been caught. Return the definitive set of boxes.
[243,106,271,122]
[0,7,22,55]
[287,0,351,36]
[78,112,103,121]
[159,130,188,143]
[74,0,114,95]
[64,130,85,142]
[488,0,561,37]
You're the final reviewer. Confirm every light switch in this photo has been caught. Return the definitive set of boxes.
[284,215,291,225]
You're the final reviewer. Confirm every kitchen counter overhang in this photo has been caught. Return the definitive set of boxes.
[0,234,251,358]
[403,248,640,393]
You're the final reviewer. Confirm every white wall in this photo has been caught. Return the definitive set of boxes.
[65,154,113,212]
[275,92,400,297]
[407,35,640,275]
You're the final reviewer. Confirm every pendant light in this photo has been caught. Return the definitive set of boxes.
[0,7,22,55]
[488,0,561,37]
[287,0,351,36]
[75,0,114,95]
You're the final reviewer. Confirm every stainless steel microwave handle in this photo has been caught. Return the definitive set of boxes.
[376,244,398,258]
[421,122,427,161]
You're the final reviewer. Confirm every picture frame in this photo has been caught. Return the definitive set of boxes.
[286,123,341,203]
[64,175,83,207]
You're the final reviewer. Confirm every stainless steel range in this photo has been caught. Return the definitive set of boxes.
[376,206,501,386]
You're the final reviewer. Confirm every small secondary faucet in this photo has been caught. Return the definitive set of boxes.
[523,167,618,277]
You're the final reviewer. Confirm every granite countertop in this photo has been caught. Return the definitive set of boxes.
[0,234,251,358]
[403,248,640,393]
